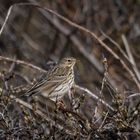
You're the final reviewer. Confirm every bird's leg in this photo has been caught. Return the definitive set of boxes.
[68,89,72,101]
[69,85,82,112]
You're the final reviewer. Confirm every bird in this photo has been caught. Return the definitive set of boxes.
[25,57,76,101]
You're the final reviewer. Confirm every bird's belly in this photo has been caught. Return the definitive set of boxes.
[41,79,74,101]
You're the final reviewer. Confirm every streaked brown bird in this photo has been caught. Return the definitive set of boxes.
[26,57,76,101]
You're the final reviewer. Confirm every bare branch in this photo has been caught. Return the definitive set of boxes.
[122,34,140,81]
[0,56,46,73]
[127,93,140,99]
[75,85,115,112]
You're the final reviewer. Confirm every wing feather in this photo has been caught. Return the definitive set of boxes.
[26,75,66,97]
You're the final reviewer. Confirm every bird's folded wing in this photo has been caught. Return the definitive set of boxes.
[25,75,67,96]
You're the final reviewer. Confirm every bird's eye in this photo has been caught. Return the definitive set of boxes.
[67,59,71,62]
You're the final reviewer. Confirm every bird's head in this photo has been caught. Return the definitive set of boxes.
[59,57,76,67]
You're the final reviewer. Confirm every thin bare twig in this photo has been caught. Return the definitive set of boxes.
[99,111,109,130]
[122,34,140,81]
[100,30,130,62]
[0,56,46,73]
[75,85,115,112]
[0,4,13,35]
[126,93,140,99]
[94,57,108,121]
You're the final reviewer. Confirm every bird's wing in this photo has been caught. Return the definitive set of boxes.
[25,75,67,97]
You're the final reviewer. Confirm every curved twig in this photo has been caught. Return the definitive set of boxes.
[0,56,46,73]
[75,85,115,112]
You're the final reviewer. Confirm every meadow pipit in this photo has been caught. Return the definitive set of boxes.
[26,57,76,101]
